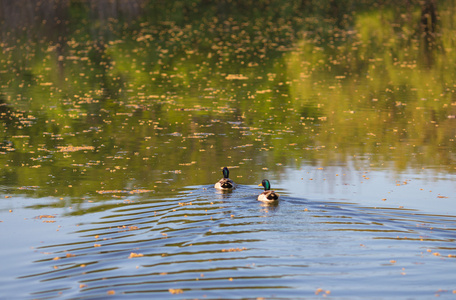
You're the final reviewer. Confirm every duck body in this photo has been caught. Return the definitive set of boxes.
[258,190,279,202]
[258,179,279,202]
[214,167,236,190]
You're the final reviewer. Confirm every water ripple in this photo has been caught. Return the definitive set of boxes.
[15,185,456,299]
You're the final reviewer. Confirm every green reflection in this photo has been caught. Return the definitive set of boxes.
[0,1,455,209]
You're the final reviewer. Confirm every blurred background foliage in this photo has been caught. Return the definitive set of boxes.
[0,0,442,41]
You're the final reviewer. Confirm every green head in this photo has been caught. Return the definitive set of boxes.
[222,167,229,178]
[261,179,271,191]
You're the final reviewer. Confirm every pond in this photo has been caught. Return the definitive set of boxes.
[1,1,456,299]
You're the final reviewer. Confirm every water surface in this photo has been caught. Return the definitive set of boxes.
[1,1,456,299]
[2,181,456,299]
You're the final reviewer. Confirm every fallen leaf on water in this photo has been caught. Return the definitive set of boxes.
[221,247,247,252]
[168,288,183,294]
[128,252,144,258]
[38,215,55,219]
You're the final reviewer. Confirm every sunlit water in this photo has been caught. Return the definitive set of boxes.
[2,170,456,299]
[2,2,456,299]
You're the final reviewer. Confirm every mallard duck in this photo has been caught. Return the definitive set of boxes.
[214,167,236,190]
[258,179,279,202]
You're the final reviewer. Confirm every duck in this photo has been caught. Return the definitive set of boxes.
[258,179,279,202]
[214,167,236,190]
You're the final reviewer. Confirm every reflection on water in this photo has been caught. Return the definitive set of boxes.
[281,166,456,215]
[1,1,456,298]
[0,1,455,202]
[2,185,454,299]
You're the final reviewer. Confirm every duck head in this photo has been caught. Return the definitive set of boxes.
[222,167,229,179]
[259,179,272,191]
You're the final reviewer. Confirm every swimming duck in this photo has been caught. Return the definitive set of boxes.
[258,179,279,202]
[214,167,236,190]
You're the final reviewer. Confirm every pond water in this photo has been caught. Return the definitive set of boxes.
[1,2,456,299]
[2,178,456,299]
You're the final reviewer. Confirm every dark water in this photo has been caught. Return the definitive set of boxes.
[2,180,456,299]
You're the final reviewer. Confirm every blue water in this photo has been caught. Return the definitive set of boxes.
[1,170,456,299]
